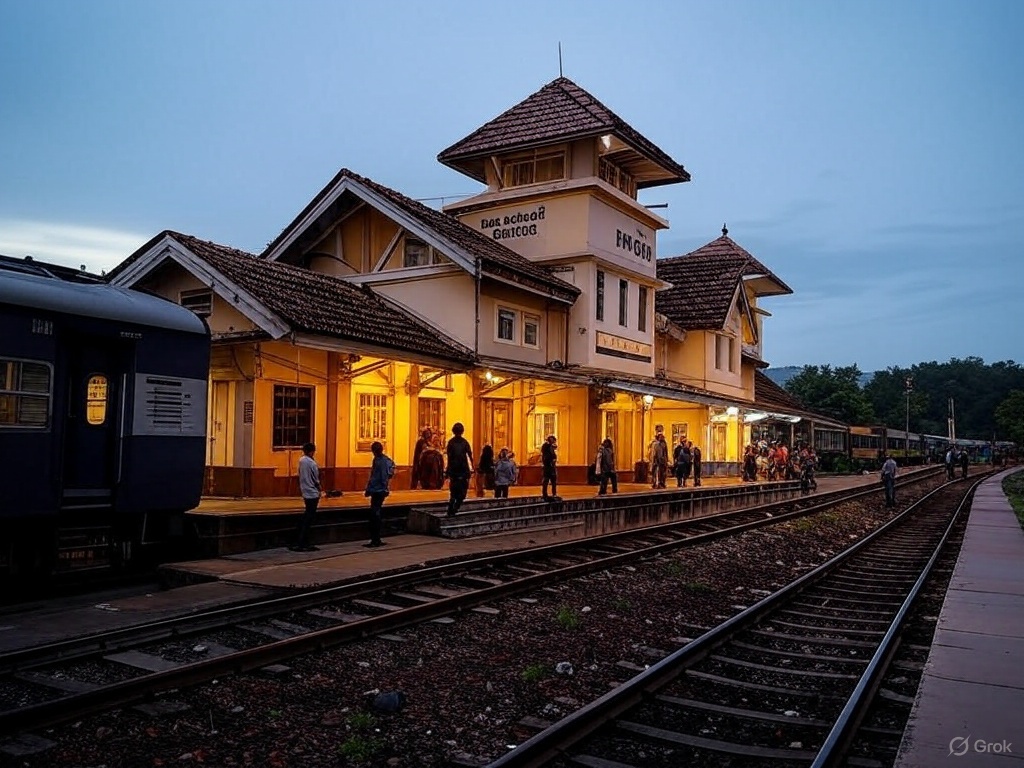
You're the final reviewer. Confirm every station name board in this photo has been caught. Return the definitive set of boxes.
[615,228,653,262]
[480,205,545,241]
[595,331,652,362]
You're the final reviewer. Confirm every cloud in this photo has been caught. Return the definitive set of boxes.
[0,219,147,274]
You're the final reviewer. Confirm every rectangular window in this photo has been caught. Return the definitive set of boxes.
[598,157,637,198]
[357,392,388,451]
[180,289,212,318]
[403,238,431,268]
[273,385,312,449]
[418,398,445,442]
[502,150,566,187]
[596,271,605,321]
[530,411,558,453]
[671,422,688,446]
[728,337,736,373]
[715,334,735,372]
[638,286,648,332]
[497,308,516,342]
[0,358,51,429]
[523,314,540,348]
[618,279,628,327]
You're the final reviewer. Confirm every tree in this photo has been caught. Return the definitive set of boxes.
[785,365,875,424]
[995,390,1024,447]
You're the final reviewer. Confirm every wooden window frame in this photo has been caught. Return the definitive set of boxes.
[356,392,388,452]
[618,279,628,327]
[596,270,605,322]
[0,357,52,430]
[272,384,313,449]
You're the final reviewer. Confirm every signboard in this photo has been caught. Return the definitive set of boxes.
[478,204,546,242]
[132,374,207,437]
[595,331,652,362]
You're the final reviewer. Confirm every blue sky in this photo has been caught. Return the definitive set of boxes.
[2,0,1021,372]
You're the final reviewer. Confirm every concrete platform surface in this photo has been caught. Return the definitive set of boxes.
[895,468,1024,768]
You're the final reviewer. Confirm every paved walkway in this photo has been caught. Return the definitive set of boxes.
[895,469,1024,767]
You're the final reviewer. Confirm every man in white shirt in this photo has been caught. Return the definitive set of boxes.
[881,453,898,508]
[291,442,323,552]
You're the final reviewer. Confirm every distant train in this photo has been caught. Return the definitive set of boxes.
[849,425,1015,467]
[0,255,210,577]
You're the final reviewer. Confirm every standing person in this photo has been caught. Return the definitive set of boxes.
[444,422,474,517]
[959,448,969,479]
[673,437,691,487]
[541,434,560,501]
[881,453,898,508]
[475,444,495,498]
[944,447,955,480]
[743,444,758,482]
[290,442,323,552]
[493,447,518,498]
[596,438,618,495]
[649,431,668,489]
[411,428,432,489]
[690,441,702,486]
[363,441,395,548]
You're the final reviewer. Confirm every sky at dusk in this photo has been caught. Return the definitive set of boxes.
[1,0,1021,373]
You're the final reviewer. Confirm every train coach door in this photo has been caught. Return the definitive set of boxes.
[61,341,125,507]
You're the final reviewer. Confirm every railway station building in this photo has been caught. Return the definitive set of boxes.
[108,77,843,496]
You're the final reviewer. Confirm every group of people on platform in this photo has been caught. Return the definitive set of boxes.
[646,429,703,489]
[943,446,971,481]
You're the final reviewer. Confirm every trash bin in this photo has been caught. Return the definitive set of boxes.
[633,460,649,484]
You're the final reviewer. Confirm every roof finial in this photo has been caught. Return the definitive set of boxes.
[558,42,563,78]
[722,223,729,236]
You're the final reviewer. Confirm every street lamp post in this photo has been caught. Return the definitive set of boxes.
[904,376,913,462]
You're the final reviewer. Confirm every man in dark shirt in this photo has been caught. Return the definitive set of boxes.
[541,434,560,501]
[445,422,474,517]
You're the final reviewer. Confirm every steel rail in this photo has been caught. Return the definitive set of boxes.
[809,474,983,767]
[1,473,936,673]
[0,470,947,737]
[484,479,963,768]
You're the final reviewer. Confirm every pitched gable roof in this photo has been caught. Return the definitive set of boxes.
[113,231,475,366]
[437,77,689,187]
[262,168,580,304]
[655,233,792,330]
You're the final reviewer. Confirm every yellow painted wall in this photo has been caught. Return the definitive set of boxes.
[373,272,477,349]
[139,264,258,336]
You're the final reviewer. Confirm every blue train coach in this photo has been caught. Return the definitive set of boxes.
[0,255,211,576]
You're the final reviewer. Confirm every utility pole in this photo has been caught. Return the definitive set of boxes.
[905,376,914,461]
[948,396,956,446]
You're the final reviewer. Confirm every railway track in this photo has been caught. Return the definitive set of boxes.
[486,477,979,768]
[0,470,943,740]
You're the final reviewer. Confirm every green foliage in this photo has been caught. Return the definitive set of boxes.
[612,596,632,611]
[1002,470,1024,530]
[521,663,549,683]
[865,358,1024,440]
[338,735,383,762]
[785,365,876,424]
[555,606,582,630]
[664,560,685,576]
[995,390,1024,447]
[347,711,377,730]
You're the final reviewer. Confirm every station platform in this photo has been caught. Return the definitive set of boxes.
[162,470,904,590]
[895,468,1024,767]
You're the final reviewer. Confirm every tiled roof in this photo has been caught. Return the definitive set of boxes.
[754,370,808,412]
[167,232,475,365]
[437,77,689,186]
[263,168,580,304]
[754,370,848,428]
[655,234,792,330]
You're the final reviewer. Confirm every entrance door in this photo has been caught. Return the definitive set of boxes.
[62,339,125,506]
[481,399,512,451]
[207,381,231,465]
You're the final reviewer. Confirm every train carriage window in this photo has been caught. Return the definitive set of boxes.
[0,358,52,428]
[86,375,108,425]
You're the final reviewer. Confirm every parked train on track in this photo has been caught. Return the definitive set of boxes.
[849,424,1013,467]
[0,255,210,577]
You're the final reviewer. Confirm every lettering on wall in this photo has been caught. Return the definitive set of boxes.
[481,205,545,241]
[615,227,653,262]
[595,331,652,362]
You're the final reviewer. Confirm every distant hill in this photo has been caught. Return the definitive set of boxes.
[765,366,875,389]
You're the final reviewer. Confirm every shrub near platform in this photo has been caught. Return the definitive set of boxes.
[1002,469,1024,530]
